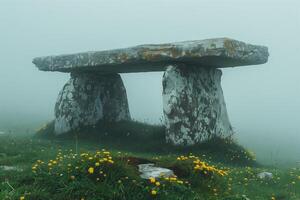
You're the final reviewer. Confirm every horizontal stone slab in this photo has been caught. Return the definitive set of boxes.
[33,38,269,73]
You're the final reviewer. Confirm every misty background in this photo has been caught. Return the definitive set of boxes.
[0,0,299,166]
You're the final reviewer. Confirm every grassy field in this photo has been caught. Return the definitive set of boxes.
[0,121,299,200]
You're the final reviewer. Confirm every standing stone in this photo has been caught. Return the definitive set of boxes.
[163,65,233,146]
[54,72,130,135]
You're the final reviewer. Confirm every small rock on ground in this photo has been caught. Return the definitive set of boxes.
[138,163,174,179]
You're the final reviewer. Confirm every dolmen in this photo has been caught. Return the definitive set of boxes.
[33,38,269,146]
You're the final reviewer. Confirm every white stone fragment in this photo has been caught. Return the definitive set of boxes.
[257,172,273,179]
[138,164,174,179]
[0,165,23,172]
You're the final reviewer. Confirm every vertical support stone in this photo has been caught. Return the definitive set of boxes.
[54,72,130,135]
[162,65,233,146]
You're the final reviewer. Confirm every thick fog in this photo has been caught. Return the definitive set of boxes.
[0,0,299,166]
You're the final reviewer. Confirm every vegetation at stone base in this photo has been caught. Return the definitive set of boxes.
[35,120,257,167]
[0,132,299,200]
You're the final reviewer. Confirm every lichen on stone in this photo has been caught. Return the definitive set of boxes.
[163,65,233,146]
[54,72,130,135]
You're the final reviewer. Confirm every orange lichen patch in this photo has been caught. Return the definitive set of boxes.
[223,39,238,56]
[118,53,130,63]
[141,49,168,61]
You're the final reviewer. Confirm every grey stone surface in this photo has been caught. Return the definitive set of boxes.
[138,163,175,179]
[33,38,268,73]
[0,165,23,172]
[257,172,273,179]
[163,65,233,146]
[54,72,130,135]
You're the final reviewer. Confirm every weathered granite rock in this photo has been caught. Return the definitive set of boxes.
[32,38,269,73]
[163,65,233,146]
[138,164,175,179]
[257,172,273,179]
[54,72,130,135]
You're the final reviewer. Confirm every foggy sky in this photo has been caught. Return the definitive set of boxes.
[0,0,299,165]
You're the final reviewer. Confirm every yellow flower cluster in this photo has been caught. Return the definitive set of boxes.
[193,159,228,176]
[32,149,114,181]
[176,155,189,161]
[148,175,185,196]
[163,176,184,184]
[149,177,159,196]
[32,159,44,172]
[176,154,228,176]
[80,150,114,165]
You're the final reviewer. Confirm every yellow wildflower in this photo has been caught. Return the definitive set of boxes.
[88,167,94,174]
[151,190,157,195]
[149,177,156,183]
[108,160,114,164]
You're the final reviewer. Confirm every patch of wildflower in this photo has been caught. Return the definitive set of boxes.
[31,149,115,182]
[147,174,186,196]
[177,154,228,177]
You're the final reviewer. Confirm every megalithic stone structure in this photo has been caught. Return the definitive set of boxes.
[33,38,269,144]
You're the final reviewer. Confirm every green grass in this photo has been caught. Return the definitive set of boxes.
[0,121,299,200]
[36,120,257,167]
